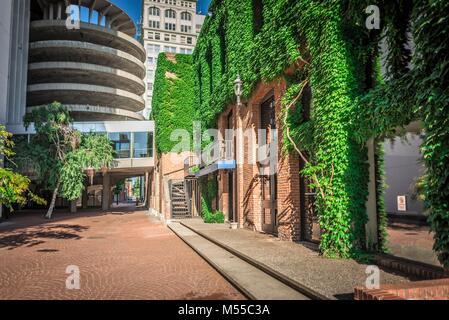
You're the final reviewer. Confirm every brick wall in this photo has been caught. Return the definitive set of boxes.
[355,278,449,300]
[216,78,302,240]
[149,151,192,221]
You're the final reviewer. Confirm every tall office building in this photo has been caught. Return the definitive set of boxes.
[142,0,205,118]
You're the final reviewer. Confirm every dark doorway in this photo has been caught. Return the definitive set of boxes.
[260,96,278,234]
[227,111,236,223]
[300,172,321,243]
[228,172,235,222]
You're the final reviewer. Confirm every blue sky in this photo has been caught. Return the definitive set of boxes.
[109,0,212,23]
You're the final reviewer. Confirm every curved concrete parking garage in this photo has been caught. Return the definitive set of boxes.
[26,0,147,121]
[30,20,146,62]
[28,105,145,121]
[28,62,145,95]
[28,83,145,112]
[29,41,146,79]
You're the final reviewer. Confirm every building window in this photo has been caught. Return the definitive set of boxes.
[164,34,170,41]
[180,36,186,44]
[171,34,177,42]
[133,132,154,158]
[146,44,160,55]
[164,46,177,53]
[181,11,192,21]
[181,25,192,33]
[149,6,160,16]
[187,37,192,44]
[218,19,227,74]
[165,23,176,31]
[165,9,176,19]
[252,0,264,36]
[149,20,160,29]
[155,32,160,40]
[180,48,192,54]
[147,70,155,79]
[109,132,131,159]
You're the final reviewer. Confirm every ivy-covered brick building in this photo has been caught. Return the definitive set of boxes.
[152,0,449,269]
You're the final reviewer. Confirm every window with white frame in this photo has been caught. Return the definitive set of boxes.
[164,46,177,53]
[181,25,192,33]
[149,20,160,29]
[149,7,160,16]
[181,11,192,21]
[165,9,176,19]
[165,23,176,31]
[180,48,192,54]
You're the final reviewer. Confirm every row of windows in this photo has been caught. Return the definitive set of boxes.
[109,132,154,159]
[148,45,192,55]
[148,0,194,8]
[146,46,192,65]
[149,7,192,21]
[147,31,193,44]
[13,133,154,160]
[148,20,193,33]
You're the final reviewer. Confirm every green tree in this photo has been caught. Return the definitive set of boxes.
[1,126,46,215]
[113,180,125,205]
[21,102,114,219]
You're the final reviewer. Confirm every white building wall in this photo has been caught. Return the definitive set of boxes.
[0,0,30,126]
[0,0,14,125]
[142,0,205,119]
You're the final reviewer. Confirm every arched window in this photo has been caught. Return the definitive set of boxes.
[149,7,160,16]
[181,12,192,21]
[165,9,176,19]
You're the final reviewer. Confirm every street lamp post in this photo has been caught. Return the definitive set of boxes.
[234,74,243,107]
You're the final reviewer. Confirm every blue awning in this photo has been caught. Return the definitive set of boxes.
[196,160,236,177]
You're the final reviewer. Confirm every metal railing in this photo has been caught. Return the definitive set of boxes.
[184,140,234,176]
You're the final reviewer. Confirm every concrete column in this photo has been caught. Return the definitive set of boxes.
[57,2,62,20]
[49,3,54,20]
[102,173,111,211]
[5,0,30,125]
[365,138,379,249]
[70,200,77,213]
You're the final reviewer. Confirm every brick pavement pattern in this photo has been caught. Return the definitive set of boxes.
[0,208,245,300]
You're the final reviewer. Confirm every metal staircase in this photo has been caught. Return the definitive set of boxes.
[170,181,190,219]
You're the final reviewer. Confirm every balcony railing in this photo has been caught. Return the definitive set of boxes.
[184,140,235,177]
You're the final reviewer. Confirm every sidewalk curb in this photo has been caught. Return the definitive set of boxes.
[167,223,256,300]
[179,221,329,300]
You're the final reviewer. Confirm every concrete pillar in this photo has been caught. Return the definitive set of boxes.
[365,138,379,249]
[5,0,30,125]
[49,3,54,20]
[102,173,111,211]
[70,200,77,213]
[57,2,62,20]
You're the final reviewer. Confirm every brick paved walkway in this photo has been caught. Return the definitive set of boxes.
[0,208,244,300]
